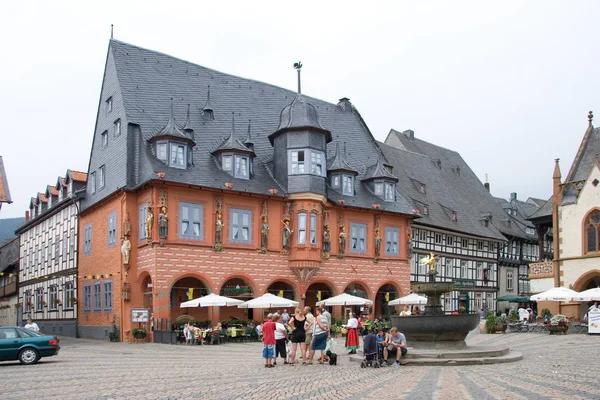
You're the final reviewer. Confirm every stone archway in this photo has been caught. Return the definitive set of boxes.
[171,276,210,324]
[573,269,600,292]
[305,281,336,314]
[374,282,400,318]
[266,280,298,301]
[344,281,371,319]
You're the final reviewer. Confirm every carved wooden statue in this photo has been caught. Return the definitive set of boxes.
[322,224,331,259]
[158,206,168,239]
[260,215,269,250]
[374,229,382,258]
[121,237,131,265]
[215,212,224,244]
[145,207,154,240]
[281,218,293,255]
[338,226,346,255]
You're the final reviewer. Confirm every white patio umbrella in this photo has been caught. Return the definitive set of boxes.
[530,287,580,302]
[238,293,299,309]
[316,293,373,306]
[180,293,245,308]
[571,287,600,302]
[388,293,427,306]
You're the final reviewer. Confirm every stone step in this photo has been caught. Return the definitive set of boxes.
[349,351,523,366]
[356,345,509,360]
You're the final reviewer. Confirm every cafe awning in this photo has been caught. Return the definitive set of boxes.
[497,294,530,302]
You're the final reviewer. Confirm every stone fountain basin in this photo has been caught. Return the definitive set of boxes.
[391,314,480,349]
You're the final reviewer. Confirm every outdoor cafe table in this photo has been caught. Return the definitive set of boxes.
[226,328,246,341]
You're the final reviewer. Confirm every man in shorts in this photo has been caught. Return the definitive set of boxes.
[262,313,276,368]
[383,327,408,367]
[304,306,314,356]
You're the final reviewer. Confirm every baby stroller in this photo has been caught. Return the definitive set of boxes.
[360,331,383,368]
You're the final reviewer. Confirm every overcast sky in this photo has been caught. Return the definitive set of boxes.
[1,1,599,218]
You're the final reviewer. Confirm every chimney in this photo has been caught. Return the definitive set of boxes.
[403,129,414,139]
[510,192,517,201]
[25,210,29,222]
[337,98,352,112]
[484,173,490,192]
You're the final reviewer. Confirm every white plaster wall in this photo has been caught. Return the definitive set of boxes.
[558,164,600,287]
[530,277,554,293]
[559,165,600,258]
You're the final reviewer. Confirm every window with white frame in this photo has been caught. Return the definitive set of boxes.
[170,143,186,168]
[331,175,340,188]
[222,155,232,171]
[350,223,367,252]
[84,225,92,255]
[64,282,74,309]
[235,155,249,179]
[48,285,58,310]
[106,97,113,114]
[180,202,203,240]
[90,172,96,194]
[230,209,251,243]
[298,213,307,244]
[101,131,108,147]
[310,213,317,245]
[385,227,399,255]
[36,288,44,311]
[342,175,354,195]
[99,165,105,189]
[108,212,117,246]
[384,183,395,201]
[461,260,467,278]
[156,142,168,161]
[374,182,383,195]
[24,290,32,313]
[69,228,75,259]
[113,119,121,137]
[507,270,514,291]
[289,149,326,176]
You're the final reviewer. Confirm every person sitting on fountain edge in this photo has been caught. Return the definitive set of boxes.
[382,327,407,367]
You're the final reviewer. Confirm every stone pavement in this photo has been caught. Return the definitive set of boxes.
[0,332,598,400]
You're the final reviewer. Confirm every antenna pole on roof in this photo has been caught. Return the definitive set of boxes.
[111,24,114,39]
[293,61,303,94]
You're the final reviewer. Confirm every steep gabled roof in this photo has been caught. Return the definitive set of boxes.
[363,154,398,182]
[384,129,535,240]
[0,156,12,204]
[69,170,88,183]
[379,142,506,241]
[565,114,600,184]
[83,39,415,216]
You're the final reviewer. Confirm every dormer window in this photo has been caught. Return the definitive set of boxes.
[114,119,121,137]
[384,183,395,201]
[374,182,383,195]
[106,97,112,114]
[101,131,108,147]
[289,149,326,176]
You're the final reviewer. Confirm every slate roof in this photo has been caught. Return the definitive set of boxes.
[0,156,12,204]
[87,40,415,216]
[384,129,534,240]
[528,197,552,221]
[565,123,600,184]
[363,154,398,182]
[0,237,19,273]
[379,142,506,241]
[527,197,547,208]
[328,142,358,175]
[493,196,538,241]
[212,114,255,156]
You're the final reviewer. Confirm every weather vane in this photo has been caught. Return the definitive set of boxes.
[293,61,303,94]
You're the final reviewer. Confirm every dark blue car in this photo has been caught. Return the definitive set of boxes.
[0,326,60,364]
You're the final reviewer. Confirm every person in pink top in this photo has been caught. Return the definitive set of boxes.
[262,313,277,368]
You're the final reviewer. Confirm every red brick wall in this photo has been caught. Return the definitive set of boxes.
[80,183,412,340]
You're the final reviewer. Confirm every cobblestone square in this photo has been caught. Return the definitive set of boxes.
[1,332,598,400]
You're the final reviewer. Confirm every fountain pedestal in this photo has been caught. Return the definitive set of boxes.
[391,281,479,349]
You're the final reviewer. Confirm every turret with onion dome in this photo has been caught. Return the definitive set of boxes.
[362,153,398,202]
[269,62,332,194]
[149,99,196,169]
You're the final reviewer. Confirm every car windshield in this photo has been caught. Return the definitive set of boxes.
[17,328,43,337]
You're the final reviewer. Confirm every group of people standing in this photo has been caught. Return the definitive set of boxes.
[262,306,332,367]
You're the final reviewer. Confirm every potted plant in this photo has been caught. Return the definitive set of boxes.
[486,312,497,334]
[54,299,62,307]
[496,315,508,333]
[40,300,47,307]
[70,297,78,306]
[548,315,569,335]
[132,328,148,340]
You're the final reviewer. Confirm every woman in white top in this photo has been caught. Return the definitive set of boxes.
[344,312,360,354]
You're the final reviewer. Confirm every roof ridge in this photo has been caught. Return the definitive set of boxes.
[110,39,342,110]
[389,129,461,156]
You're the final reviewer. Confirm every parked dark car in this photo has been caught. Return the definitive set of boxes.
[0,326,60,364]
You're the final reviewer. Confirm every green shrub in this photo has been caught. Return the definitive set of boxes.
[132,328,147,339]
[497,315,508,325]
[495,310,502,317]
[541,308,552,318]
[108,315,120,342]
[486,314,497,333]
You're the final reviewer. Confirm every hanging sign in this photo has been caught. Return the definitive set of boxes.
[588,308,600,335]
[131,308,149,323]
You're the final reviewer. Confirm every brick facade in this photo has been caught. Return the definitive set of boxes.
[78,183,411,341]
